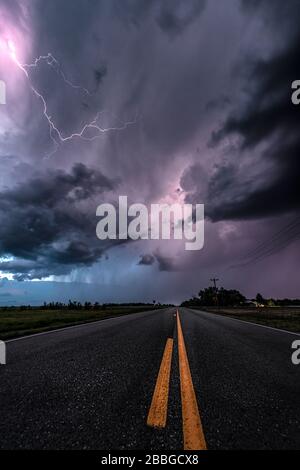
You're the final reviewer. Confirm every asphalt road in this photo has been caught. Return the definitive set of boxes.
[0,307,299,450]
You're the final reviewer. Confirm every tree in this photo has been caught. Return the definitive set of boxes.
[256,293,265,305]
[182,286,246,307]
[198,287,217,306]
[217,288,246,307]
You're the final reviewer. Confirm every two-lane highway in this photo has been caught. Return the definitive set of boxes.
[0,308,299,449]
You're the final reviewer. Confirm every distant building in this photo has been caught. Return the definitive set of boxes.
[243,300,264,308]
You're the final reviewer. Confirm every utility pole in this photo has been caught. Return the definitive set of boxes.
[210,278,219,308]
[210,278,219,290]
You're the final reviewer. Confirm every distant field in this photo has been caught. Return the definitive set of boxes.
[0,306,160,340]
[196,307,300,333]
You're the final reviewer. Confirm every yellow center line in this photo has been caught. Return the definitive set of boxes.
[177,310,207,450]
[147,338,174,428]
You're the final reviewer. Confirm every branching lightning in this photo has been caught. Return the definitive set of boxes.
[2,39,137,158]
[22,52,92,96]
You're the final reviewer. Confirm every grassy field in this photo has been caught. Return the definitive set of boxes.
[197,307,300,333]
[0,306,160,340]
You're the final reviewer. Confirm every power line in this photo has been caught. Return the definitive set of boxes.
[242,216,300,261]
[229,215,300,270]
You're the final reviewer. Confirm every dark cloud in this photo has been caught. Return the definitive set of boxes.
[155,252,177,272]
[180,163,207,197]
[94,64,107,90]
[138,252,178,272]
[184,0,300,222]
[0,164,118,280]
[211,34,300,150]
[240,0,300,34]
[156,0,206,36]
[113,0,206,36]
[138,254,155,266]
[113,0,157,27]
[2,162,115,207]
[205,95,231,113]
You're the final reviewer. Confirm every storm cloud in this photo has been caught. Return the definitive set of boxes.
[138,254,155,266]
[183,0,300,223]
[0,163,117,280]
[0,0,299,301]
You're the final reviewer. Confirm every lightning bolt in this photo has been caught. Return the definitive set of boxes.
[22,53,92,96]
[3,39,137,158]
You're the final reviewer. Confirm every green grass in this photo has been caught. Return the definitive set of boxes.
[0,306,159,340]
[197,307,300,333]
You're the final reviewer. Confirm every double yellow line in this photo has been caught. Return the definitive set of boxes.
[147,310,207,450]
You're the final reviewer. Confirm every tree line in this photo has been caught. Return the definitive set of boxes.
[181,287,300,308]
[0,301,172,311]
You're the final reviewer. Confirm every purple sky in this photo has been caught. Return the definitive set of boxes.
[0,0,299,305]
